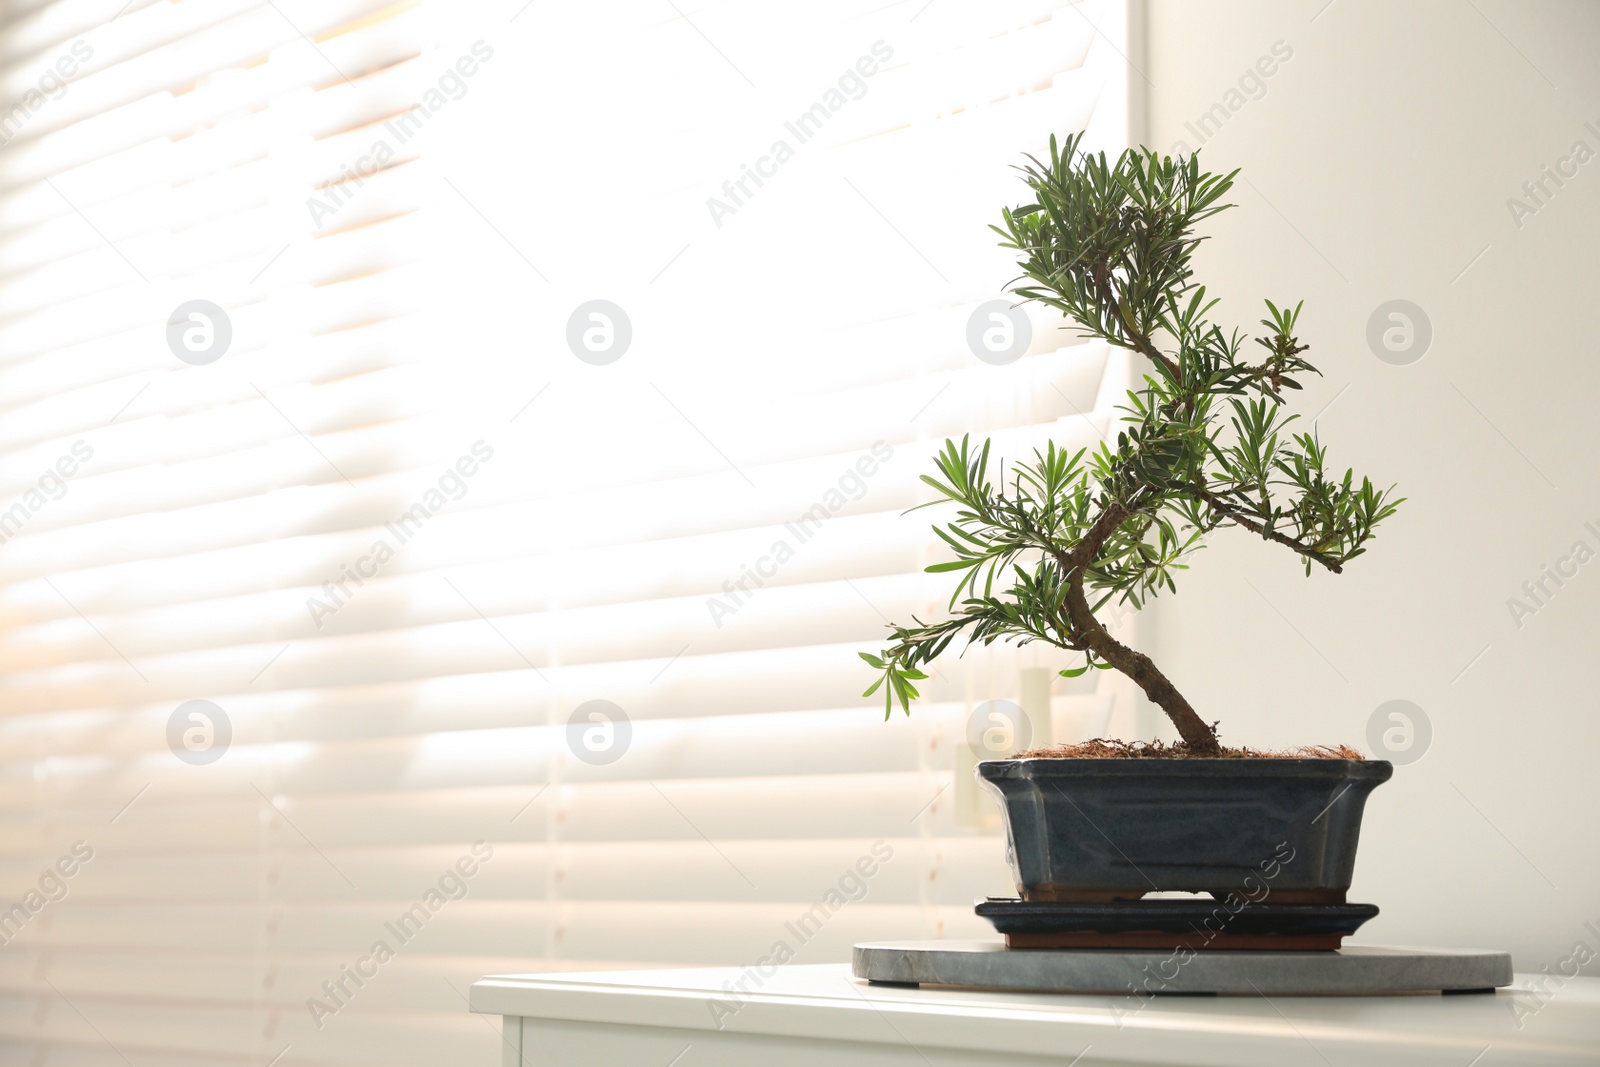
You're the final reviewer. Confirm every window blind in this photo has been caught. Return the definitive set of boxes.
[0,1,1131,1063]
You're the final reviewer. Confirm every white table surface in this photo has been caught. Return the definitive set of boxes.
[471,959,1600,1067]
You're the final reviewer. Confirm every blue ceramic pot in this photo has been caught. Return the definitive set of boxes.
[976,758,1392,901]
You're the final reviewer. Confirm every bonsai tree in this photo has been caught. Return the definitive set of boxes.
[861,134,1401,756]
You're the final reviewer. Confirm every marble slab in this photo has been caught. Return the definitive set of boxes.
[853,940,1513,995]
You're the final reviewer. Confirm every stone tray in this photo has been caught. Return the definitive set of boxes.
[852,940,1513,995]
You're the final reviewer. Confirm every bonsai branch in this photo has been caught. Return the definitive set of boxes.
[1191,486,1344,574]
[1095,276,1182,382]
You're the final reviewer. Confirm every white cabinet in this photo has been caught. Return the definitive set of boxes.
[471,962,1599,1066]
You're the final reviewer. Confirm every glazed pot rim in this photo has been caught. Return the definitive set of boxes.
[977,757,1394,780]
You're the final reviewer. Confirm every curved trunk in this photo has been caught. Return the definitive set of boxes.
[1056,504,1222,754]
[1060,576,1220,753]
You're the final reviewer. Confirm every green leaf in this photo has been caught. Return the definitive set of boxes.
[926,558,983,573]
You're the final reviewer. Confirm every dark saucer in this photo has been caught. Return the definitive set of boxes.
[975,896,1379,950]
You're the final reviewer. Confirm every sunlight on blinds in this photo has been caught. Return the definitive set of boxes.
[0,1,1131,1063]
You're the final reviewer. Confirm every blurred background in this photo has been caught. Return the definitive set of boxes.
[0,0,1593,1063]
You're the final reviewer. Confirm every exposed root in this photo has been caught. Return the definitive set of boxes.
[1012,738,1365,760]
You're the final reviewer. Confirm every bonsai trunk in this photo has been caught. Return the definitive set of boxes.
[1057,505,1221,755]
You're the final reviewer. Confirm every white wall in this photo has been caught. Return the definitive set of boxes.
[1140,0,1600,972]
